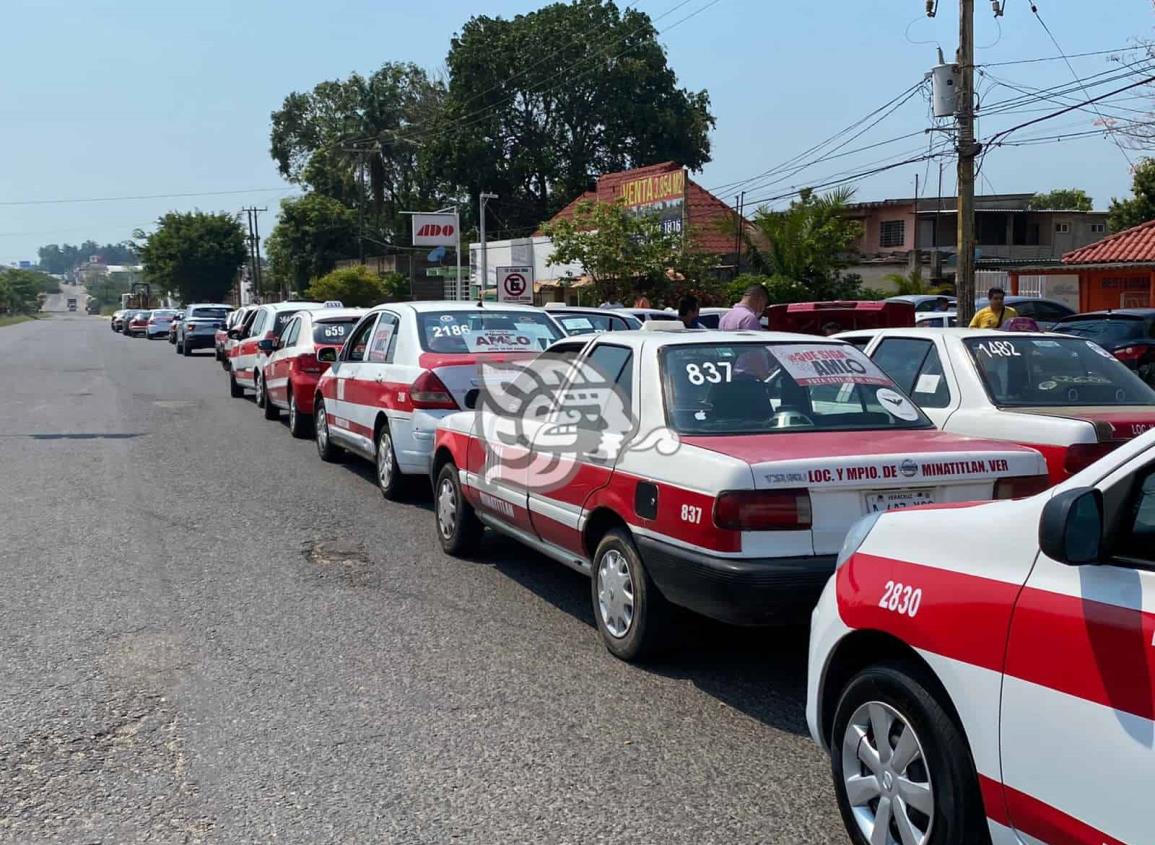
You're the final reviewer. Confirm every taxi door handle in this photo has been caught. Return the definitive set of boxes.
[375,374,384,383]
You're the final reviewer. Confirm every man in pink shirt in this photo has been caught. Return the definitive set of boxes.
[719,283,770,331]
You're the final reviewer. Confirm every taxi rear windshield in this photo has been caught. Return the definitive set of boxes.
[417,311,562,354]
[1055,316,1148,344]
[312,319,357,345]
[661,342,931,434]
[963,336,1155,407]
[189,307,229,320]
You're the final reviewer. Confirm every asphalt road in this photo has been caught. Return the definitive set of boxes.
[41,283,89,314]
[0,315,846,844]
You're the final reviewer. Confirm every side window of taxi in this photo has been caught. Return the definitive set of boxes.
[584,344,634,412]
[248,310,268,338]
[1114,466,1155,567]
[343,315,378,363]
[281,317,301,348]
[872,337,952,409]
[367,313,399,364]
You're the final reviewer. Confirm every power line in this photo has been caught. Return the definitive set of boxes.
[980,45,1146,67]
[0,187,299,207]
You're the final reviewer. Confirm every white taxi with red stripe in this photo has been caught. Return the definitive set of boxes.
[226,301,324,400]
[429,327,1048,661]
[808,429,1155,845]
[839,328,1155,483]
[312,302,564,499]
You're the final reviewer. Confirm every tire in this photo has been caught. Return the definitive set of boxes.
[314,399,343,462]
[288,390,311,439]
[261,377,278,420]
[590,528,672,662]
[375,424,405,500]
[434,462,482,556]
[830,661,990,845]
[228,368,243,398]
[182,339,191,356]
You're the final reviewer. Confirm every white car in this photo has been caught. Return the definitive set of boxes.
[914,310,957,329]
[312,301,565,498]
[837,327,1155,484]
[430,325,1048,660]
[226,301,324,401]
[543,304,642,335]
[807,428,1155,845]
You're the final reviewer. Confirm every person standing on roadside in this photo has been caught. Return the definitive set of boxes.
[719,283,769,331]
[678,295,703,329]
[969,287,1018,329]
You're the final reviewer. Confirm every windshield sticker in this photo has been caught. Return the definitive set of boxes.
[561,317,594,330]
[914,373,942,394]
[974,339,1022,358]
[367,323,395,363]
[1086,341,1115,359]
[1033,340,1061,348]
[464,330,538,353]
[875,388,921,421]
[772,345,891,387]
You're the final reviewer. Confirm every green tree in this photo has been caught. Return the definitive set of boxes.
[744,188,864,300]
[135,212,247,303]
[37,241,137,274]
[270,63,445,242]
[265,194,360,294]
[1027,189,1094,212]
[881,269,952,296]
[305,265,391,307]
[430,0,714,234]
[542,199,705,304]
[0,269,53,313]
[1109,158,1155,232]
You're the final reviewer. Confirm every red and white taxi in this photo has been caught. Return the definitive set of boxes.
[312,302,564,499]
[257,306,365,437]
[839,328,1155,483]
[430,327,1049,661]
[226,301,323,400]
[808,429,1155,845]
[217,305,256,364]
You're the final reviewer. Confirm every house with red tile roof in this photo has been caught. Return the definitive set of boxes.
[1010,218,1155,311]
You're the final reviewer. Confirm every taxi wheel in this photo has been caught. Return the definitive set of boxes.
[228,368,244,398]
[591,529,671,662]
[182,340,191,356]
[261,378,279,420]
[314,400,343,463]
[255,374,267,408]
[175,339,184,354]
[375,426,405,500]
[288,392,311,439]
[434,462,481,556]
[831,661,990,845]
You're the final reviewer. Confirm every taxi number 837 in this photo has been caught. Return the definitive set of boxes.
[879,580,922,617]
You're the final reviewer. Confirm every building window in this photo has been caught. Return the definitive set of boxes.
[1055,222,1071,234]
[880,220,906,248]
[1090,222,1106,234]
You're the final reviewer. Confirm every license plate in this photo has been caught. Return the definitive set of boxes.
[864,489,935,513]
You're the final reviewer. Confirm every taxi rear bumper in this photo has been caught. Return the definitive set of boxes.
[636,535,836,625]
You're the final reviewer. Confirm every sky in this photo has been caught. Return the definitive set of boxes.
[1,0,1153,264]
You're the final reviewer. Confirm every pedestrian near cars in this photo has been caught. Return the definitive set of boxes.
[678,295,703,329]
[719,283,769,331]
[969,287,1018,329]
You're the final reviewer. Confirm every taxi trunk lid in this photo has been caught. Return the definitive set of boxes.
[418,351,540,410]
[682,430,1047,555]
[1005,406,1155,442]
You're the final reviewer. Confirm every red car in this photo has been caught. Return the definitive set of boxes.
[126,310,151,337]
[258,307,366,437]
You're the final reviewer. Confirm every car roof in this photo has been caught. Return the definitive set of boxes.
[698,307,732,314]
[886,294,956,303]
[1060,308,1155,319]
[834,326,1059,340]
[374,300,549,315]
[615,307,678,317]
[309,308,367,322]
[186,303,233,309]
[261,300,323,312]
[563,329,854,350]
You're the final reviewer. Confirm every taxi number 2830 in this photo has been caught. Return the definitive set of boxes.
[878,581,922,617]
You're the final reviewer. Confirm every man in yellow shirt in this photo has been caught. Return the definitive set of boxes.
[970,286,1018,329]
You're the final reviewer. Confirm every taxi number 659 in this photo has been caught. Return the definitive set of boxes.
[879,580,922,617]
[680,504,703,524]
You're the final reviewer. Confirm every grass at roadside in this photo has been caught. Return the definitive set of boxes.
[0,313,51,328]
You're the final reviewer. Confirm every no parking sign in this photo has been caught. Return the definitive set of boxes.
[496,266,533,304]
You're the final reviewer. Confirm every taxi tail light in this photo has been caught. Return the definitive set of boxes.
[1113,345,1146,363]
[713,490,812,531]
[1064,442,1118,476]
[411,370,458,410]
[295,352,324,374]
[994,475,1051,500]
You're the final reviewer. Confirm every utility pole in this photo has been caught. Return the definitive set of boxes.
[241,207,267,302]
[478,192,498,303]
[955,0,978,324]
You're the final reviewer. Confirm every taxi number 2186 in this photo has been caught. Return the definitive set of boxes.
[879,581,922,617]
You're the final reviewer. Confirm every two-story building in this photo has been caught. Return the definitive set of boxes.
[844,192,1110,291]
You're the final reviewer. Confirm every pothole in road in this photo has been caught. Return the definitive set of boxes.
[304,539,375,586]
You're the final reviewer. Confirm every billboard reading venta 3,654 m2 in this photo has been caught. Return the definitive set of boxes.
[613,169,686,237]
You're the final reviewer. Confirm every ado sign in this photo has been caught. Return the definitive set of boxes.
[497,266,534,304]
[412,213,457,247]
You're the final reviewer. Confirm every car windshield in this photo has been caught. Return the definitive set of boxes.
[312,318,359,345]
[417,311,562,353]
[963,336,1155,407]
[190,307,229,320]
[555,313,629,335]
[661,342,932,434]
[1056,316,1147,344]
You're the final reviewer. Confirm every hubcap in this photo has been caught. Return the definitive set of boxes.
[377,432,394,489]
[317,407,329,449]
[841,701,934,845]
[256,378,264,404]
[289,396,297,427]
[437,477,457,539]
[596,549,635,638]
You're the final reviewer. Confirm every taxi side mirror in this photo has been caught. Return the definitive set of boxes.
[228,328,242,339]
[317,347,338,363]
[1039,487,1103,566]
[464,388,479,410]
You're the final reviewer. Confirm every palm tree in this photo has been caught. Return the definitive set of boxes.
[882,269,952,296]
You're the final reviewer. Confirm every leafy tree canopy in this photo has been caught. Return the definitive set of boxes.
[270,62,445,243]
[37,241,137,275]
[306,265,392,307]
[1027,189,1094,212]
[1109,158,1155,233]
[135,212,247,304]
[430,0,714,234]
[0,268,59,313]
[265,194,360,295]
